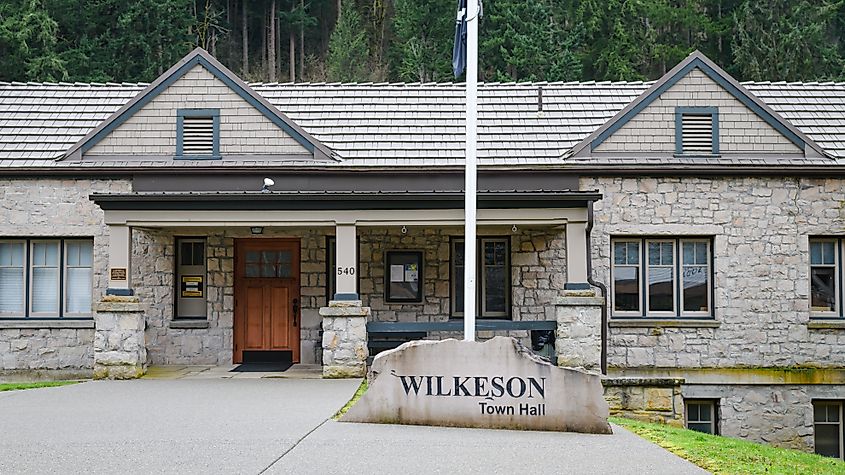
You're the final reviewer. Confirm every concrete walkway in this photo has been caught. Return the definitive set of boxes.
[0,379,707,474]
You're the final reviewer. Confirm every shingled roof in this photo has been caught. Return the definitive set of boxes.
[1,78,844,168]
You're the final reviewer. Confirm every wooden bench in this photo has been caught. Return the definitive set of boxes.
[365,320,557,358]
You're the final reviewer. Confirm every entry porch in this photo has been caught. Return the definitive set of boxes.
[89,190,604,378]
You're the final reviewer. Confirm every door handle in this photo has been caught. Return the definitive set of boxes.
[292,298,299,327]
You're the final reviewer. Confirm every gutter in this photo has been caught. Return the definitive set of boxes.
[585,200,608,375]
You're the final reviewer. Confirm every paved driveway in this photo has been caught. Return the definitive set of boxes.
[0,379,707,474]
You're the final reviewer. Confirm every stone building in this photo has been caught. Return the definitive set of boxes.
[1,48,845,457]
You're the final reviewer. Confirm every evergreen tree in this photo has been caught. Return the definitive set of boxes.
[733,0,844,81]
[0,0,67,81]
[391,0,453,82]
[326,0,370,82]
[481,0,582,82]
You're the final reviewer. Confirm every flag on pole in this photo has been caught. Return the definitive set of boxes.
[452,0,481,77]
[452,0,467,77]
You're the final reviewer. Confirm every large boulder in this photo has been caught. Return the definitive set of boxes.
[342,336,611,433]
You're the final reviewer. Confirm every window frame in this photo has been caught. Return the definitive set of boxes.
[810,238,842,319]
[0,237,94,320]
[63,239,94,318]
[675,106,720,157]
[685,399,719,435]
[645,239,677,317]
[174,237,208,320]
[813,400,844,460]
[610,236,714,319]
[175,108,221,160]
[0,240,27,317]
[28,239,61,318]
[450,236,512,320]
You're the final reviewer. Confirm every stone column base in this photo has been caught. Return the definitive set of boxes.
[94,296,147,380]
[555,290,603,371]
[320,300,369,379]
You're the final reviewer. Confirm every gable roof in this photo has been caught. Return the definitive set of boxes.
[569,51,829,159]
[60,48,335,161]
[1,74,845,170]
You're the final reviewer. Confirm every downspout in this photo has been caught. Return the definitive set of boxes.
[585,200,608,375]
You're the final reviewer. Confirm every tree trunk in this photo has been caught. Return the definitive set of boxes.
[242,0,248,75]
[268,0,276,82]
[337,0,341,20]
[277,15,282,81]
[299,0,305,78]
[289,3,296,81]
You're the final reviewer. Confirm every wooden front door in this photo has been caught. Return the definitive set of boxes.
[234,239,301,363]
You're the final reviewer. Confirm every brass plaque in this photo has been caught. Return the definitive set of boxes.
[181,276,204,298]
[110,268,127,281]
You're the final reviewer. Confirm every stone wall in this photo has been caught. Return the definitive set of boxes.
[135,227,329,365]
[584,176,845,369]
[681,383,832,451]
[358,226,566,346]
[603,378,684,426]
[0,178,130,372]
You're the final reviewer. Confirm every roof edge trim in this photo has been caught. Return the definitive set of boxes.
[59,48,336,162]
[569,51,828,159]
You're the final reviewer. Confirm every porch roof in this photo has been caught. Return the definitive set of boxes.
[90,189,602,211]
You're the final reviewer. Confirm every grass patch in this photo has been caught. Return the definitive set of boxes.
[0,381,80,392]
[612,417,845,475]
[333,379,368,419]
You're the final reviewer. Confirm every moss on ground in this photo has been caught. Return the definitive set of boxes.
[333,379,368,419]
[0,381,80,392]
[612,417,845,475]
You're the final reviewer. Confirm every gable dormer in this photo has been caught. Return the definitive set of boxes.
[62,48,334,162]
[571,51,826,160]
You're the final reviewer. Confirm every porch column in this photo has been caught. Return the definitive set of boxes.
[321,221,369,378]
[94,223,146,379]
[334,223,358,300]
[565,221,590,291]
[107,224,133,295]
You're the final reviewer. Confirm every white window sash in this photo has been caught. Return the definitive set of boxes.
[680,239,712,318]
[611,239,643,317]
[29,240,60,317]
[63,240,93,317]
[810,239,840,318]
[645,239,677,317]
[0,240,26,317]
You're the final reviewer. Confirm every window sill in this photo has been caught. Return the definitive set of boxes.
[808,320,845,330]
[0,319,94,329]
[169,320,210,329]
[609,319,720,328]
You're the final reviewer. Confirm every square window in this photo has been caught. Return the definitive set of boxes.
[612,237,712,319]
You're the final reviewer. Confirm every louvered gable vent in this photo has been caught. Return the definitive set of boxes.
[674,107,719,156]
[681,113,713,153]
[182,115,214,155]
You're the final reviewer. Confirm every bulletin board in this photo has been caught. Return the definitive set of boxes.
[385,251,423,303]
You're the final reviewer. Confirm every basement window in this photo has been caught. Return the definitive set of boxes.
[176,109,220,159]
[675,107,719,156]
[685,399,718,435]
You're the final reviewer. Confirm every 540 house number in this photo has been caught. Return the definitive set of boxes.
[337,266,355,275]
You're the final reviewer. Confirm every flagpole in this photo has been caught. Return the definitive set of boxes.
[463,0,478,342]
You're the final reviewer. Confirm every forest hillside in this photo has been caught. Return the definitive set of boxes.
[1,0,843,84]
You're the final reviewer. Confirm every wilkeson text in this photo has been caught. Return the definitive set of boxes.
[397,375,545,399]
